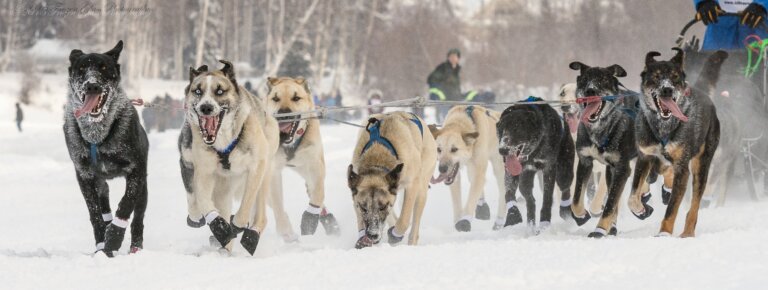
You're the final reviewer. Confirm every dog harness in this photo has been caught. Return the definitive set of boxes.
[361,113,423,159]
[465,105,491,124]
[89,143,99,166]
[215,128,243,170]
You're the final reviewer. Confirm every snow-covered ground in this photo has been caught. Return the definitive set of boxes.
[1,75,768,289]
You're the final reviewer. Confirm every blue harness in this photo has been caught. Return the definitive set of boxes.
[89,143,99,166]
[361,113,423,159]
[465,105,491,123]
[215,129,243,170]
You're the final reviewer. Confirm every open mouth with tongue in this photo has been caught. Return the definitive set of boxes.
[197,110,225,145]
[563,112,579,134]
[652,93,688,122]
[504,151,524,177]
[580,100,604,125]
[430,163,460,185]
[277,119,303,144]
[74,90,109,119]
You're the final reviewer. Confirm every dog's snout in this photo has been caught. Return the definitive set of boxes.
[438,164,449,173]
[584,89,597,97]
[199,103,215,115]
[367,233,380,241]
[277,108,292,114]
[660,87,674,97]
[499,148,510,156]
[84,82,102,94]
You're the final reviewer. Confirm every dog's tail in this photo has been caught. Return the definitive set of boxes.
[693,50,728,92]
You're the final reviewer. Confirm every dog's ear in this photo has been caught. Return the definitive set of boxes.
[670,47,684,67]
[189,65,208,83]
[218,60,236,80]
[69,49,84,65]
[607,64,627,78]
[295,77,311,94]
[347,164,360,193]
[105,40,123,62]
[386,163,404,194]
[428,124,440,137]
[267,77,280,93]
[463,132,480,146]
[645,51,661,67]
[569,61,589,72]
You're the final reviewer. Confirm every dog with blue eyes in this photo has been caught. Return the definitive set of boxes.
[178,60,279,255]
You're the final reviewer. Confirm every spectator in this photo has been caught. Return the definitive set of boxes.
[367,89,385,116]
[427,48,462,123]
[15,102,23,132]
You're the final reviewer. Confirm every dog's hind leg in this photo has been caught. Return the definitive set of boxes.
[503,173,523,227]
[391,184,418,245]
[75,174,108,250]
[682,138,718,237]
[556,137,575,220]
[129,178,148,252]
[268,170,298,242]
[490,154,508,229]
[538,167,556,231]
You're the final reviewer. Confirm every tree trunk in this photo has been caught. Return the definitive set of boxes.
[194,0,210,67]
[356,0,379,86]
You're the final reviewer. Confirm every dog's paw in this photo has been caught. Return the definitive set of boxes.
[661,186,671,205]
[187,216,206,228]
[571,210,591,226]
[240,229,260,255]
[300,209,320,236]
[229,215,245,235]
[504,206,523,227]
[559,205,572,221]
[208,216,234,248]
[355,236,374,249]
[320,211,341,236]
[609,226,618,236]
[631,197,654,220]
[455,219,471,232]
[475,202,491,220]
[537,221,550,234]
[387,227,404,245]
[641,192,652,204]
[492,218,505,231]
[104,220,127,255]
[587,227,610,238]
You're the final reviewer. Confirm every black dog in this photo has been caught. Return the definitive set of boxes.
[628,49,725,237]
[64,41,149,256]
[497,97,574,233]
[568,62,637,238]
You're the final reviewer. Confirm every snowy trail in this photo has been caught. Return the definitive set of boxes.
[1,105,768,289]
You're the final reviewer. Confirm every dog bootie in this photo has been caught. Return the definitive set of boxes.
[661,185,672,205]
[475,199,491,220]
[103,219,128,257]
[208,214,234,248]
[571,209,591,226]
[631,192,654,220]
[240,229,260,255]
[229,215,245,235]
[300,205,321,235]
[187,216,206,228]
[387,227,404,245]
[492,218,505,231]
[320,209,341,236]
[455,218,471,232]
[559,199,572,220]
[504,203,523,227]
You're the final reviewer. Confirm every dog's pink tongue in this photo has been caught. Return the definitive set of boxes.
[201,115,218,134]
[505,155,523,176]
[279,122,293,133]
[74,94,100,118]
[658,98,689,122]
[565,114,579,134]
[580,102,601,125]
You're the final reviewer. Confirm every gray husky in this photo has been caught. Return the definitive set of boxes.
[64,40,149,257]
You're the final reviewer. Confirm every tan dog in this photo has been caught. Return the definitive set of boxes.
[263,77,340,242]
[179,61,279,255]
[556,83,608,217]
[348,112,436,248]
[428,105,507,231]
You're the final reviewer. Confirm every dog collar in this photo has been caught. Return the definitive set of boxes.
[214,128,244,170]
[89,143,99,165]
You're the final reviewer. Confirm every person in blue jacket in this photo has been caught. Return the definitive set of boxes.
[695,0,768,51]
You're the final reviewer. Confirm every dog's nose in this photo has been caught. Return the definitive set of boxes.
[199,104,215,115]
[584,89,597,96]
[661,87,674,97]
[84,82,102,94]
[277,108,292,114]
[367,233,380,241]
[499,148,510,156]
[438,164,449,173]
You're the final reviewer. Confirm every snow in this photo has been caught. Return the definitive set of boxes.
[2,74,768,289]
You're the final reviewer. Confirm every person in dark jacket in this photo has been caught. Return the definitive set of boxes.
[15,102,23,132]
[428,48,462,122]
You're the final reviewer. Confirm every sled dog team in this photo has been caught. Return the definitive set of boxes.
[64,41,727,256]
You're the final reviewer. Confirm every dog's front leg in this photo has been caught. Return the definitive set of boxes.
[448,170,463,223]
[490,153,508,229]
[518,170,538,231]
[456,160,488,232]
[75,173,108,251]
[104,170,146,255]
[235,159,270,255]
[407,183,428,246]
[503,173,522,227]
[539,167,557,230]
[268,169,298,242]
[570,157,593,226]
[193,168,232,248]
[659,163,690,236]
[390,184,417,245]
[591,162,630,238]
[628,156,654,220]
